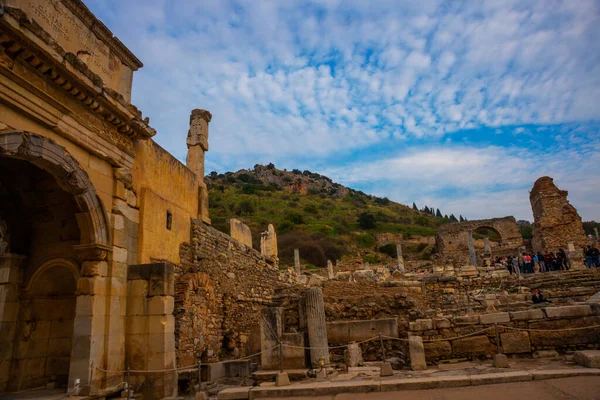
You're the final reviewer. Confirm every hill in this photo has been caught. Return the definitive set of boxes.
[206,164,462,268]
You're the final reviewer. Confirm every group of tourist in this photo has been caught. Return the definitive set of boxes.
[585,245,600,268]
[494,250,570,275]
[492,244,600,274]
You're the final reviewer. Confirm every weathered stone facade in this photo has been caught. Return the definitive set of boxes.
[530,176,587,253]
[175,220,294,367]
[0,1,210,396]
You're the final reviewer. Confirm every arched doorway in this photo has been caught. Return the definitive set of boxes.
[0,131,112,393]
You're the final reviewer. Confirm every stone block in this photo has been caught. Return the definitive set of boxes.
[469,371,532,385]
[127,297,146,316]
[409,319,433,331]
[327,318,398,342]
[229,219,252,248]
[480,312,510,324]
[148,333,175,355]
[77,277,107,296]
[275,372,290,387]
[113,199,140,224]
[492,354,509,368]
[281,333,305,369]
[452,336,495,357]
[148,315,175,334]
[75,295,106,317]
[0,302,18,321]
[453,315,479,325]
[50,319,73,338]
[112,246,128,264]
[80,261,108,277]
[408,336,427,371]
[344,343,363,367]
[424,341,452,360]
[147,296,175,315]
[126,316,148,335]
[501,331,531,354]
[573,350,600,368]
[127,280,148,297]
[47,338,71,357]
[510,309,545,320]
[544,305,592,318]
[380,362,394,376]
[434,318,451,328]
[73,315,105,337]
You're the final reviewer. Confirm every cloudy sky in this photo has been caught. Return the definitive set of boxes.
[85,0,600,221]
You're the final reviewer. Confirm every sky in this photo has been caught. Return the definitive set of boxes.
[85,0,600,221]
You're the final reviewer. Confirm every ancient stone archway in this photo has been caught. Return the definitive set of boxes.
[435,216,523,263]
[0,131,113,393]
[0,131,111,250]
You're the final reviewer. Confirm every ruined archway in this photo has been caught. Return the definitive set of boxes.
[0,131,111,250]
[0,131,112,393]
[435,216,523,264]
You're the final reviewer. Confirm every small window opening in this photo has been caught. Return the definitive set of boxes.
[166,210,172,230]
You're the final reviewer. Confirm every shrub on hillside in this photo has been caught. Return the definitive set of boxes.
[357,212,376,229]
[355,233,376,248]
[378,243,397,258]
[235,200,255,215]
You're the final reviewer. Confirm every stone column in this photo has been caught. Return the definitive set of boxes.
[304,288,329,366]
[467,231,477,266]
[483,237,491,254]
[567,242,585,270]
[408,336,427,371]
[294,249,301,274]
[0,254,25,392]
[326,260,334,279]
[186,109,212,224]
[396,243,405,274]
[260,307,284,369]
[260,224,278,258]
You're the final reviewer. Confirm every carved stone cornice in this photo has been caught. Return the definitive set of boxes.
[59,0,143,70]
[0,6,156,147]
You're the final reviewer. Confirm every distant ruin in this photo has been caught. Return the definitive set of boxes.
[530,176,587,253]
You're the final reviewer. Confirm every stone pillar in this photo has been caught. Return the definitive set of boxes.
[260,224,278,258]
[326,260,334,279]
[186,109,212,224]
[304,288,329,366]
[396,243,405,274]
[186,109,211,179]
[260,307,284,369]
[467,231,477,266]
[567,242,585,270]
[70,245,112,395]
[0,254,25,392]
[126,263,177,399]
[408,336,427,371]
[294,249,301,274]
[229,219,252,248]
[484,237,491,254]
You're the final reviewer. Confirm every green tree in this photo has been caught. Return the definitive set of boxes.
[412,202,418,210]
[449,214,458,222]
[357,212,376,229]
[436,209,443,218]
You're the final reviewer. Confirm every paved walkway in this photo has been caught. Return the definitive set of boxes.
[261,376,600,400]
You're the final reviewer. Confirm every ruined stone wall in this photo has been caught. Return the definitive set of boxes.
[410,304,600,362]
[175,220,296,366]
[530,176,587,253]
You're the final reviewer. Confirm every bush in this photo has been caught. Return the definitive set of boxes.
[286,212,304,225]
[378,243,397,258]
[374,197,390,206]
[357,212,376,229]
[303,204,319,214]
[241,184,256,194]
[363,254,379,264]
[235,200,255,215]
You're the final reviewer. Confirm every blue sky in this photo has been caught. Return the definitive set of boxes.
[85,0,600,221]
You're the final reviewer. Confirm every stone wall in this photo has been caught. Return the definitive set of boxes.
[530,176,587,253]
[409,303,600,362]
[175,220,296,367]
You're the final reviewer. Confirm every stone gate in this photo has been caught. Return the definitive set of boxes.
[435,216,523,264]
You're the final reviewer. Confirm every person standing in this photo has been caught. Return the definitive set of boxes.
[538,252,546,272]
[591,245,600,268]
[511,256,520,276]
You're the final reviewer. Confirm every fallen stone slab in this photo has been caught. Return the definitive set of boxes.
[218,386,251,400]
[469,371,532,386]
[479,312,510,324]
[510,309,545,321]
[380,375,471,391]
[573,350,600,368]
[544,305,592,318]
[530,368,600,380]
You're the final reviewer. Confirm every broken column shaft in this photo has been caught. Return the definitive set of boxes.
[305,287,329,366]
